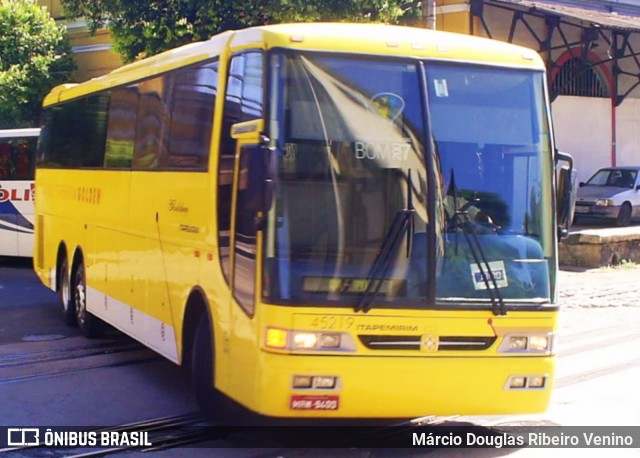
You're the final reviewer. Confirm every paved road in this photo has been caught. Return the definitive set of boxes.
[1,258,639,457]
[0,257,62,344]
[0,257,197,428]
[559,264,640,308]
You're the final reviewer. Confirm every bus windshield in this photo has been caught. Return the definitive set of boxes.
[264,52,554,310]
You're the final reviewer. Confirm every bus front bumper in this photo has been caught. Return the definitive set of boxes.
[248,352,554,419]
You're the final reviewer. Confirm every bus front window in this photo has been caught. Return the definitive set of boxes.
[429,66,555,307]
[264,54,429,307]
[264,54,555,310]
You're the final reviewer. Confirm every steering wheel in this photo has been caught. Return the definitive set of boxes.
[446,199,500,234]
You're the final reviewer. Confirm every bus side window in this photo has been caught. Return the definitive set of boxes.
[133,78,169,170]
[105,86,138,169]
[0,142,10,179]
[165,61,218,170]
[16,140,34,179]
[39,96,109,169]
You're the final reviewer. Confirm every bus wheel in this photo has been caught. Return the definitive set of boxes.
[59,257,76,327]
[72,262,105,338]
[192,316,222,418]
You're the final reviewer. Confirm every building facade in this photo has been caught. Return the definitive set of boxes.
[37,0,121,82]
[436,0,640,182]
[38,0,640,182]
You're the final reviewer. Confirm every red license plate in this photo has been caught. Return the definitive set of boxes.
[290,395,339,411]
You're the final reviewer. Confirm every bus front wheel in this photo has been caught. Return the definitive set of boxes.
[71,261,105,339]
[192,316,223,418]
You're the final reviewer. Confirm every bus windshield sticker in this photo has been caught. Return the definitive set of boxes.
[470,260,508,290]
[370,92,405,123]
[434,79,449,97]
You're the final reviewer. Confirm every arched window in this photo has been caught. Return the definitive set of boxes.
[551,57,610,98]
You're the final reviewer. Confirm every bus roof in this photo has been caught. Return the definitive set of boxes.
[0,128,41,138]
[231,23,544,67]
[43,23,545,106]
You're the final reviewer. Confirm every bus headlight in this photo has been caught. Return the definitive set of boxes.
[265,327,355,352]
[318,333,341,348]
[498,333,555,354]
[508,336,528,350]
[293,332,318,349]
[292,375,339,390]
[529,335,550,351]
[528,375,546,388]
[505,374,547,390]
[313,376,337,389]
[509,376,527,389]
[292,375,313,389]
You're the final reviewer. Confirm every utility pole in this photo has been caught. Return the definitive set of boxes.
[424,0,437,30]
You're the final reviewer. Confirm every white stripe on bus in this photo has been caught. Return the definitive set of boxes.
[86,286,180,364]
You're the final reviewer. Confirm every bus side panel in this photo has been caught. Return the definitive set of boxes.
[0,130,38,258]
[9,181,35,257]
[35,170,77,290]
[0,203,19,257]
[0,181,34,257]
[227,300,262,408]
[124,171,216,363]
[198,247,233,389]
[35,169,128,299]
[86,171,131,327]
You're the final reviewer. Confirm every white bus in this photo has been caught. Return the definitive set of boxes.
[0,128,40,257]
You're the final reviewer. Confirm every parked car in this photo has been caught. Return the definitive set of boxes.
[574,166,640,226]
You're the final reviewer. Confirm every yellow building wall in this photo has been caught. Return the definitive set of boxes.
[37,0,122,81]
[436,0,472,34]
[37,0,63,17]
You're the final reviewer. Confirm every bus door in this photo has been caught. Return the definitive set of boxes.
[227,120,270,393]
[217,50,266,401]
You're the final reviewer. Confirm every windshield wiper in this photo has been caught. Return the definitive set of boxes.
[354,170,416,313]
[447,171,506,316]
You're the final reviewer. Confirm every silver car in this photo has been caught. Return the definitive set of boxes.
[574,167,640,226]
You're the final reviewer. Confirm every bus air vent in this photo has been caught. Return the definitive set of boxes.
[358,335,496,351]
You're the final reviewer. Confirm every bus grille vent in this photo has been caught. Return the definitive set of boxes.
[358,335,496,351]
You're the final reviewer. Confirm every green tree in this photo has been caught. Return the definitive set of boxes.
[0,0,76,128]
[61,0,422,63]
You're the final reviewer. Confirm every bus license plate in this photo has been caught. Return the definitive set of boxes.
[290,395,339,411]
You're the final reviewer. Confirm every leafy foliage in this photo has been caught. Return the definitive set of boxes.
[61,0,423,62]
[0,0,76,127]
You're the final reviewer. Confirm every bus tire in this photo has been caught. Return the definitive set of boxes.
[58,257,76,327]
[72,261,105,339]
[192,316,222,418]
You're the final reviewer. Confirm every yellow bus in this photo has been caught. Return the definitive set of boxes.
[34,23,575,419]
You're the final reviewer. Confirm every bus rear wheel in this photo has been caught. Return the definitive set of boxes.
[59,257,76,327]
[72,262,105,338]
[192,316,223,418]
